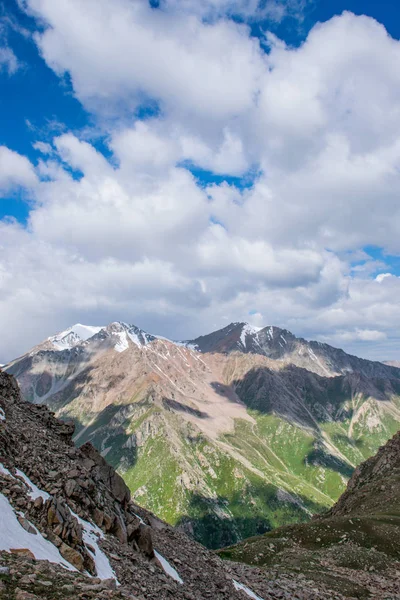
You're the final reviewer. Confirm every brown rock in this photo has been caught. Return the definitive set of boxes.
[65,478,77,497]
[17,515,37,535]
[80,442,131,504]
[15,589,39,600]
[83,549,96,575]
[53,523,63,537]
[93,507,104,527]
[67,468,81,478]
[10,548,35,559]
[104,512,115,532]
[47,504,58,526]
[136,525,154,558]
[112,515,128,544]
[127,519,140,540]
[33,496,43,510]
[59,542,84,571]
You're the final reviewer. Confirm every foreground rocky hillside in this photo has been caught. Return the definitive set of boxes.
[5,321,400,548]
[218,430,400,598]
[0,370,347,600]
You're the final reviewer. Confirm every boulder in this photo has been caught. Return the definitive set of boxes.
[59,543,84,571]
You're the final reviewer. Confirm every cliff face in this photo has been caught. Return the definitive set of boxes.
[0,370,346,600]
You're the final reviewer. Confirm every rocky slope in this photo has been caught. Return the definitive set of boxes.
[0,369,348,600]
[4,321,400,549]
[218,430,400,598]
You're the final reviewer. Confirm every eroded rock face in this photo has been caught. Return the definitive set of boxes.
[79,442,131,505]
[0,369,353,599]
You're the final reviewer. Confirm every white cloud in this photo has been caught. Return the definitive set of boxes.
[0,46,19,74]
[1,5,400,361]
[160,0,309,22]
[24,0,266,122]
[321,329,387,344]
[33,141,53,155]
[0,147,37,192]
[376,273,393,283]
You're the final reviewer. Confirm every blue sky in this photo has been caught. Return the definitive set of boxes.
[1,0,400,361]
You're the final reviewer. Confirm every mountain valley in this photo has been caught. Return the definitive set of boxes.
[1,368,399,599]
[4,321,400,550]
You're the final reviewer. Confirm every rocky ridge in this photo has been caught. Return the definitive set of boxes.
[188,322,400,379]
[0,369,350,600]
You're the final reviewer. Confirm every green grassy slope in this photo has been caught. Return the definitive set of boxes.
[218,430,400,598]
[58,380,400,549]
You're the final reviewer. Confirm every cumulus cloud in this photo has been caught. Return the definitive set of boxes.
[0,147,37,192]
[1,3,400,361]
[24,0,266,121]
[376,273,393,283]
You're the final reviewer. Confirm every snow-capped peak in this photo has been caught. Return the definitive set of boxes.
[106,322,156,351]
[46,321,183,354]
[239,322,263,348]
[49,324,104,350]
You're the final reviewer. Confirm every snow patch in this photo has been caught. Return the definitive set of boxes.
[240,323,262,348]
[0,462,13,477]
[0,494,76,570]
[114,331,129,353]
[0,408,5,421]
[133,512,145,525]
[15,469,50,501]
[50,324,103,350]
[126,330,142,347]
[154,550,183,584]
[70,510,118,582]
[233,579,264,600]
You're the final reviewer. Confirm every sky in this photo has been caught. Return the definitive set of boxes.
[1,0,400,362]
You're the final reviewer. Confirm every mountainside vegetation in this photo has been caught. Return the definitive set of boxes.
[218,430,400,598]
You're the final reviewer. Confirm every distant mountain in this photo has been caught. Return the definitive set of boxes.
[188,322,400,379]
[5,321,400,549]
[218,429,400,598]
[384,360,400,368]
[31,321,158,354]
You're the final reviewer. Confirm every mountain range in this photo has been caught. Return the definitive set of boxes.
[4,320,400,548]
[1,367,399,599]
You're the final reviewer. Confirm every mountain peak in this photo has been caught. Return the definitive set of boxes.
[48,323,104,350]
